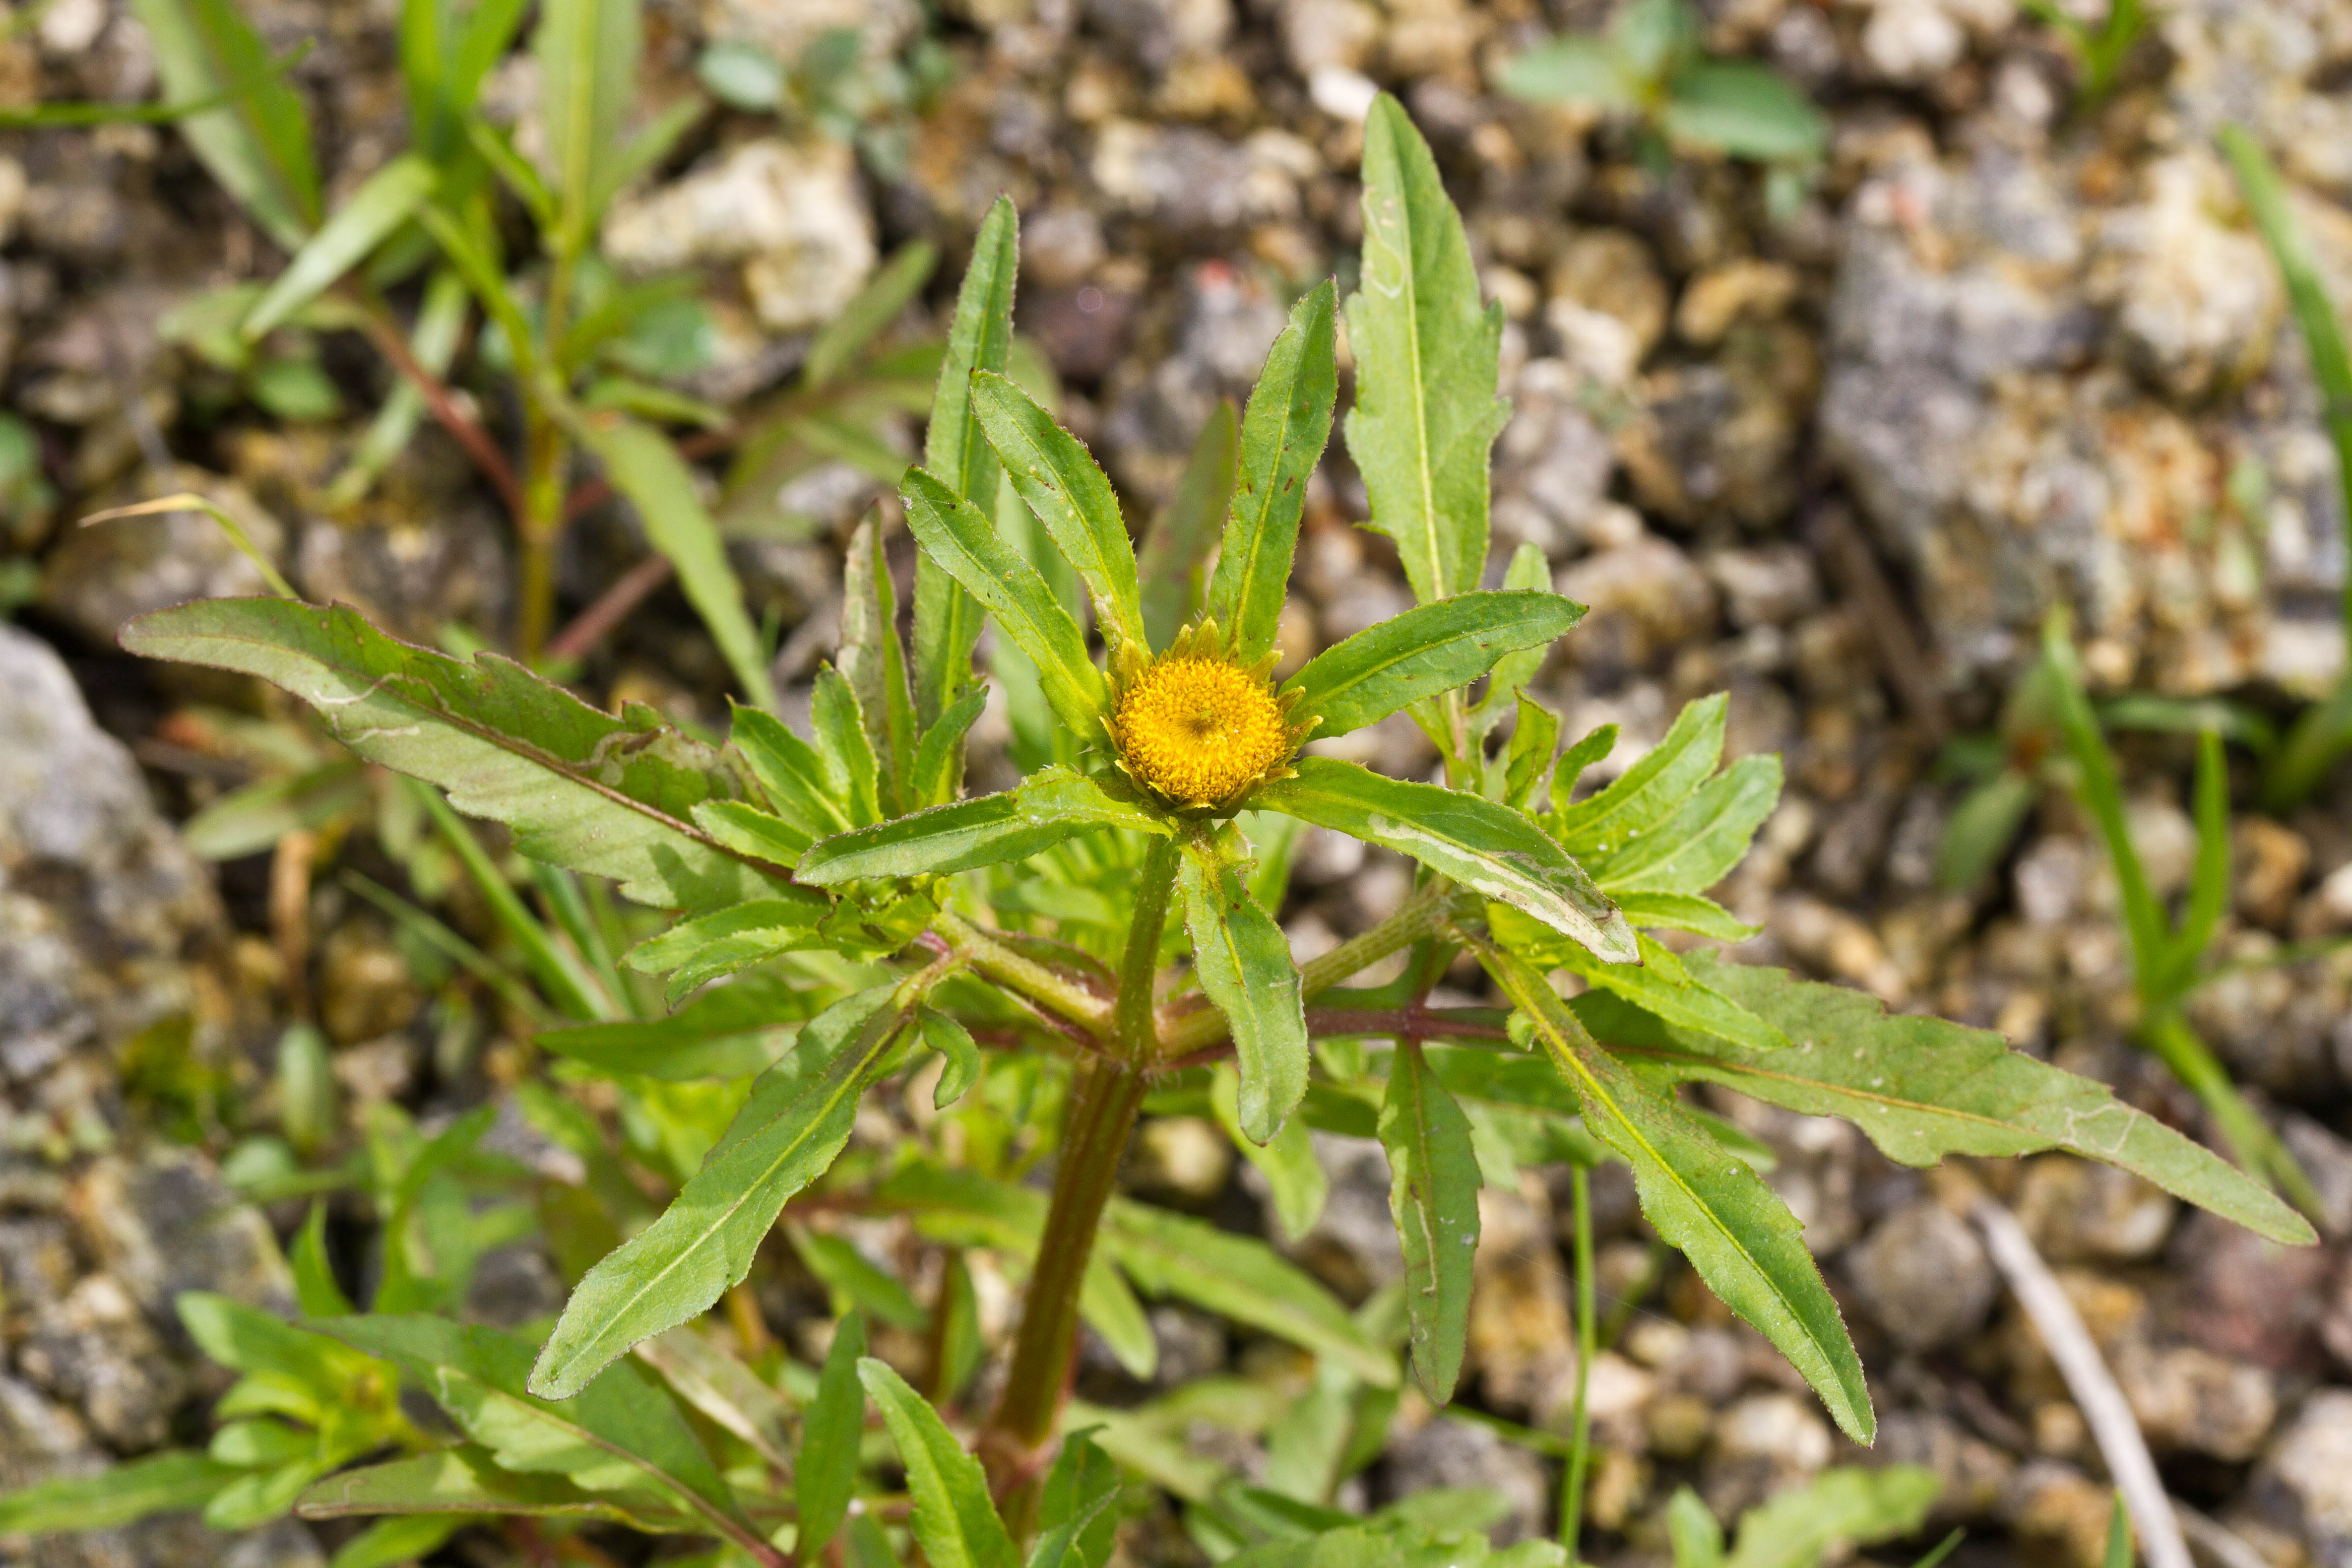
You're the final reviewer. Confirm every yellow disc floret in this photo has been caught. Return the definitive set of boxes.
[1108,626,1304,810]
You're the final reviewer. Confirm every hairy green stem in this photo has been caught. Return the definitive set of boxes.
[978,837,1181,1513]
[1116,837,1183,1063]
[1560,1162,1597,1560]
[934,910,1114,1040]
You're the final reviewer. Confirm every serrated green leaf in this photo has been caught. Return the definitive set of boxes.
[812,665,881,827]
[841,513,918,814]
[1180,840,1309,1142]
[1473,544,1558,740]
[122,600,788,913]
[1141,400,1240,649]
[1480,941,1874,1444]
[729,701,853,840]
[1555,694,1724,855]
[793,1312,865,1557]
[1552,722,1619,814]
[583,417,775,710]
[911,684,990,809]
[859,1358,1021,1568]
[1285,592,1583,740]
[1523,922,1790,1052]
[1380,1040,1482,1401]
[1103,1200,1397,1386]
[918,197,1020,726]
[1209,282,1339,660]
[1344,95,1510,607]
[1585,753,1781,896]
[1210,1063,1327,1242]
[903,467,1109,742]
[1725,1465,1940,1568]
[1584,955,2317,1247]
[972,370,1146,652]
[618,896,829,996]
[1503,698,1560,810]
[1256,756,1634,963]
[800,765,1166,884]
[0,1451,238,1535]
[530,986,906,1397]
[692,798,812,868]
[244,155,435,339]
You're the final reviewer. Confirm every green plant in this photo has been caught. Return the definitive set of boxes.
[1499,0,1827,177]
[2219,125,2352,811]
[2036,611,2323,1217]
[1665,1466,1949,1568]
[12,91,2315,1568]
[2019,0,2150,107]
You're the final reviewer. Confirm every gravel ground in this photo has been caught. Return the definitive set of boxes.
[6,0,2352,1564]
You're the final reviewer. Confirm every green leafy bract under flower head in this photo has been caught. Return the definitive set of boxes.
[1106,619,1310,811]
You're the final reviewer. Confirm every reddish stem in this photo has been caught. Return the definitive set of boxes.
[355,306,528,524]
[542,554,675,664]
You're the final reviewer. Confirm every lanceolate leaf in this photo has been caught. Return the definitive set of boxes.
[1103,1200,1397,1387]
[1256,757,1635,963]
[133,0,321,250]
[1140,399,1240,649]
[972,371,1147,652]
[244,154,437,339]
[1555,694,1725,855]
[903,467,1109,741]
[1284,592,1584,740]
[1209,282,1339,660]
[1030,1428,1123,1568]
[537,977,806,1081]
[1380,1039,1482,1401]
[1513,919,1789,1053]
[0,1452,238,1535]
[1584,955,2316,1248]
[917,197,1019,726]
[911,685,990,808]
[859,1359,1021,1568]
[729,702,853,838]
[297,1448,678,1530]
[840,513,916,812]
[1479,941,1875,1445]
[1344,94,1510,607]
[534,0,639,238]
[1585,754,1782,896]
[319,1315,748,1534]
[1179,840,1309,1143]
[581,417,776,710]
[796,1313,867,1559]
[529,986,907,1398]
[119,600,788,913]
[799,766,1168,884]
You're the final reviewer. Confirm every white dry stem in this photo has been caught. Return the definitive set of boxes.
[1972,1198,2192,1568]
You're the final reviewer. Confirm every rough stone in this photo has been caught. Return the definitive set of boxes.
[602,138,877,335]
[0,624,217,1096]
[2247,1390,2352,1568]
[1704,1392,1834,1520]
[1847,1199,1997,1351]
[1552,532,1720,682]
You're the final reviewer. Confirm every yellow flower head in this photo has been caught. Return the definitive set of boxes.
[1106,621,1310,811]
